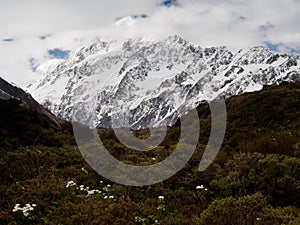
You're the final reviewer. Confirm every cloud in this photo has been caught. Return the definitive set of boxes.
[0,0,299,86]
[265,42,300,55]
[259,22,275,38]
[0,0,158,38]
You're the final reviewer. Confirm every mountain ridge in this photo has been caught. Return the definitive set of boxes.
[27,35,300,128]
[0,76,61,130]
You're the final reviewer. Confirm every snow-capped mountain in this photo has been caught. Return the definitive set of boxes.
[28,35,300,128]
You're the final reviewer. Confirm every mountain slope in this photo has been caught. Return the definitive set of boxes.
[0,76,61,130]
[28,36,300,128]
[0,77,38,103]
[0,76,64,149]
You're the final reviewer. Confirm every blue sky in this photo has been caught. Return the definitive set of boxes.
[2,38,14,42]
[29,48,70,72]
[0,0,299,86]
[39,35,51,40]
[265,42,300,55]
[29,58,39,72]
[48,48,70,60]
[161,0,178,7]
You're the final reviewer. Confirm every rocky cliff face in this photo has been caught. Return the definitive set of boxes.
[28,35,300,128]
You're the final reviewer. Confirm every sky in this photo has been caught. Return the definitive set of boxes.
[0,0,299,86]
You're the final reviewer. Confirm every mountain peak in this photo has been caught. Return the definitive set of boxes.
[27,37,300,128]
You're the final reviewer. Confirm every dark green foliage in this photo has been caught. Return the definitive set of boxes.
[209,153,300,207]
[1,82,300,224]
[0,99,73,149]
[223,82,300,154]
[194,192,268,225]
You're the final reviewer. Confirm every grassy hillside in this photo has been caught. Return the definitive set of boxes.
[0,82,300,224]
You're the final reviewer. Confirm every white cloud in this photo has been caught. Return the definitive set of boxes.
[0,0,299,86]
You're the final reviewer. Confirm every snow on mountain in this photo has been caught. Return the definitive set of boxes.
[27,35,300,128]
[36,59,65,77]
[114,16,137,27]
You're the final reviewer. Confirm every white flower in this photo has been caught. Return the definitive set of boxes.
[158,196,164,200]
[12,203,36,217]
[66,181,76,188]
[12,203,21,212]
[204,188,208,191]
[104,196,108,199]
[152,157,156,161]
[107,184,111,188]
[100,181,103,184]
[87,190,96,195]
[196,185,204,190]
[81,167,88,174]
[109,195,114,199]
[79,185,85,191]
